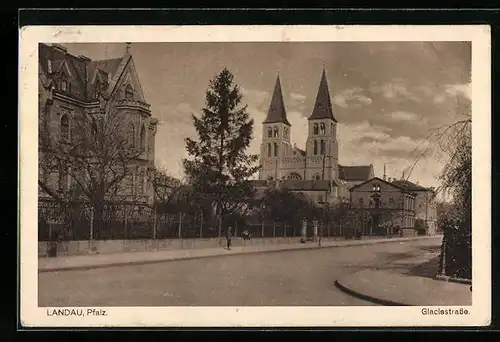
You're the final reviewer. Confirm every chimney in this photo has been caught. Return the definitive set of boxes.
[383,164,387,181]
[125,42,131,56]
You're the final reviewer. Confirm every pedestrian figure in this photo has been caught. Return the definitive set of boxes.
[226,226,233,250]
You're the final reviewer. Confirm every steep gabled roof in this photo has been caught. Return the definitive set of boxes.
[263,75,291,126]
[308,69,337,122]
[338,165,374,181]
[391,179,433,192]
[349,177,417,195]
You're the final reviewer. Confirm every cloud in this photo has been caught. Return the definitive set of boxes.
[332,87,373,108]
[370,81,420,102]
[434,83,472,103]
[384,111,424,123]
[290,92,307,101]
[241,87,270,108]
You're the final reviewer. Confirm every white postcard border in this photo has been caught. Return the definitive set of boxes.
[19,25,491,327]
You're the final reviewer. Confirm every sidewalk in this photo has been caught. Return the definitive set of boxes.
[335,248,472,306]
[38,236,437,272]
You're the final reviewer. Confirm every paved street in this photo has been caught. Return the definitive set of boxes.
[38,237,441,307]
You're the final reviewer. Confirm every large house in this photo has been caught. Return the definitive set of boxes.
[251,69,374,204]
[349,177,418,237]
[38,43,158,223]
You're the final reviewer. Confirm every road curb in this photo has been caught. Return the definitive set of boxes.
[435,274,472,285]
[334,279,410,306]
[39,236,437,273]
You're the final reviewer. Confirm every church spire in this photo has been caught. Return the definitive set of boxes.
[308,68,337,122]
[263,74,291,126]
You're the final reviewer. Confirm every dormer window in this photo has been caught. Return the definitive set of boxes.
[320,123,325,135]
[125,84,134,100]
[313,123,319,135]
[61,78,68,92]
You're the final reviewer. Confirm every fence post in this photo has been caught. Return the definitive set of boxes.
[200,211,203,238]
[284,222,287,237]
[153,208,157,240]
[178,212,182,239]
[273,222,276,237]
[261,221,264,238]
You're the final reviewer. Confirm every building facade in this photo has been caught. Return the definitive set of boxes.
[349,177,417,237]
[38,43,158,212]
[252,69,374,204]
[391,179,438,236]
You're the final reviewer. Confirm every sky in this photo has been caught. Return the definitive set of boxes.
[65,41,471,188]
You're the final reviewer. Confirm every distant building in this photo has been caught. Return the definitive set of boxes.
[251,69,373,204]
[349,177,417,237]
[38,43,158,211]
[390,179,438,236]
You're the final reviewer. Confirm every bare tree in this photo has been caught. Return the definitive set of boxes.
[38,95,144,239]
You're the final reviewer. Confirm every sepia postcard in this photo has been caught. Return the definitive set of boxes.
[19,25,491,327]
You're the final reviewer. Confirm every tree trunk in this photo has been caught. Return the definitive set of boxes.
[92,201,105,240]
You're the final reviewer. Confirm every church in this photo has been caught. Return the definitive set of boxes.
[251,69,374,204]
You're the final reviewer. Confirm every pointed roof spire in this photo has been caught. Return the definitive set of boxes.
[308,68,337,122]
[263,74,291,126]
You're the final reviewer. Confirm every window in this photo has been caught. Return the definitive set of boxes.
[267,143,271,157]
[320,140,325,155]
[140,125,146,151]
[139,171,145,194]
[389,197,394,206]
[288,173,302,180]
[267,176,274,181]
[318,196,323,203]
[61,78,68,92]
[91,120,98,140]
[359,198,364,207]
[125,84,134,100]
[331,123,334,133]
[314,174,321,180]
[274,142,278,157]
[320,123,325,135]
[284,127,288,139]
[273,127,279,138]
[267,127,272,138]
[58,163,68,192]
[128,123,135,148]
[60,114,70,142]
[313,123,319,135]
[313,140,318,155]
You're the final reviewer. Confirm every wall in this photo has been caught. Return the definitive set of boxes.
[39,237,310,257]
[414,190,438,236]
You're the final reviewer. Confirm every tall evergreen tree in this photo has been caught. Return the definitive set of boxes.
[183,68,259,236]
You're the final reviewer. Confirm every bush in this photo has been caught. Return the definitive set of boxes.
[438,217,471,280]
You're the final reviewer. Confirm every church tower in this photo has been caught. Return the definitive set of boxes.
[259,75,292,181]
[305,69,339,181]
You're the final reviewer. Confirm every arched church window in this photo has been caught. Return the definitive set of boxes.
[331,123,334,133]
[313,123,319,135]
[125,84,134,100]
[320,123,325,135]
[267,127,272,138]
[313,140,318,155]
[320,140,325,155]
[274,142,278,157]
[60,114,70,142]
[284,127,288,138]
[273,127,279,138]
[140,125,146,151]
[128,123,135,148]
[267,143,271,157]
